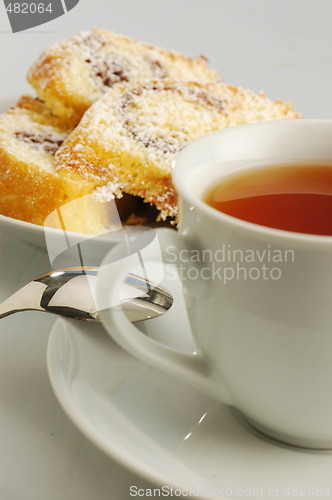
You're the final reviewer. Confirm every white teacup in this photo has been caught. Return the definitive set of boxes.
[96,120,332,449]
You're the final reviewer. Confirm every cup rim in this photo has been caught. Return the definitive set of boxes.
[172,119,332,247]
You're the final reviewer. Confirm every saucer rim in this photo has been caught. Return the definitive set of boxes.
[46,317,206,493]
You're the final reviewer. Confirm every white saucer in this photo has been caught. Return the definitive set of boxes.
[47,273,332,499]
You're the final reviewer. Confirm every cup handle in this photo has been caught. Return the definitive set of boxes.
[96,228,232,404]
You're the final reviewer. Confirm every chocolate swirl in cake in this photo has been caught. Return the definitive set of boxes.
[120,81,225,154]
[148,60,166,79]
[88,54,130,88]
[14,131,65,155]
[80,32,168,91]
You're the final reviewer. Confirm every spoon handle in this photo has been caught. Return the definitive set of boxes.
[0,267,173,323]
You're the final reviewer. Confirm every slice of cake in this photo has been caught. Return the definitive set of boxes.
[27,28,220,126]
[0,96,112,234]
[54,80,301,222]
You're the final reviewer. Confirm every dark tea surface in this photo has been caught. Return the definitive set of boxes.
[204,164,332,236]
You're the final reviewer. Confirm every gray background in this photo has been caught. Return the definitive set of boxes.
[0,0,331,118]
[0,2,331,500]
[0,0,332,500]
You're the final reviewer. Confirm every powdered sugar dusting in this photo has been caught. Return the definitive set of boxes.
[92,179,128,202]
